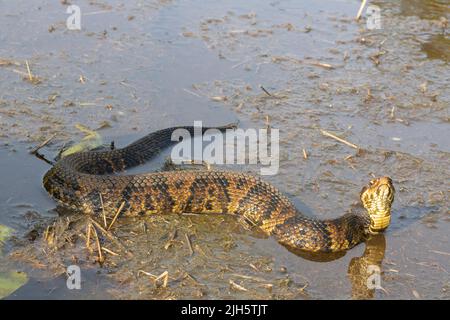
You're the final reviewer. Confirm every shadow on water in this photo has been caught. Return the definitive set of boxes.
[421,34,450,62]
[398,0,450,62]
[262,232,388,299]
[347,234,387,300]
[399,0,450,20]
[285,234,388,299]
[371,0,449,62]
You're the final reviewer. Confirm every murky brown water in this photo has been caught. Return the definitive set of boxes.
[0,0,449,299]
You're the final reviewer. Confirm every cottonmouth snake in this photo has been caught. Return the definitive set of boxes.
[43,125,395,252]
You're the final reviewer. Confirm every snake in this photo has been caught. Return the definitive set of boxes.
[43,125,395,253]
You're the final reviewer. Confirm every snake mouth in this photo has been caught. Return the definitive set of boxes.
[376,181,394,201]
[360,177,395,233]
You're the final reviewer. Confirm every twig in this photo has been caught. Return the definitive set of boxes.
[138,270,156,278]
[185,233,194,256]
[55,142,68,161]
[260,85,272,97]
[156,271,169,288]
[356,0,368,20]
[232,57,251,69]
[320,129,359,149]
[32,152,54,165]
[102,247,119,256]
[229,279,248,292]
[83,10,113,16]
[390,106,396,119]
[430,250,450,256]
[30,134,56,155]
[184,272,203,286]
[91,224,104,264]
[89,218,128,253]
[107,201,125,230]
[25,60,33,81]
[44,224,55,245]
[249,264,259,272]
[183,88,202,98]
[99,193,107,228]
[164,229,178,250]
[138,270,169,288]
[308,61,334,70]
[230,273,268,282]
[86,223,92,251]
[302,148,308,159]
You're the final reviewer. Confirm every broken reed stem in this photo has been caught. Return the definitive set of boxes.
[309,61,334,69]
[89,218,128,253]
[91,224,104,263]
[156,271,169,288]
[30,133,56,155]
[138,270,156,278]
[25,60,33,81]
[164,229,178,250]
[99,193,107,228]
[43,225,51,241]
[229,279,248,292]
[302,148,308,159]
[260,85,272,97]
[138,270,169,288]
[430,250,450,256]
[185,233,194,256]
[86,223,92,250]
[183,88,202,98]
[230,273,268,283]
[101,247,119,256]
[356,0,368,20]
[107,201,125,230]
[320,129,359,149]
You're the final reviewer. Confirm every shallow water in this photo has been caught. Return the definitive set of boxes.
[0,0,449,299]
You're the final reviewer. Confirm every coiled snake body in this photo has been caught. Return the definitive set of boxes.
[43,126,395,253]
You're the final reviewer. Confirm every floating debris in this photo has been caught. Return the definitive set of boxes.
[211,96,228,102]
[24,60,42,84]
[60,124,103,158]
[356,0,368,21]
[229,279,248,292]
[0,271,28,299]
[0,225,28,298]
[320,129,359,149]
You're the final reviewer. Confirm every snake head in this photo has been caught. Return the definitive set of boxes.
[360,177,395,234]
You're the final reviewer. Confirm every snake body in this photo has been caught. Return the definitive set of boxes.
[43,126,395,252]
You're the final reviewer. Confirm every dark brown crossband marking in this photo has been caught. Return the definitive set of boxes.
[218,176,231,214]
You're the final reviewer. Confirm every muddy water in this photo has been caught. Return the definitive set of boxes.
[0,0,449,299]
